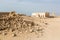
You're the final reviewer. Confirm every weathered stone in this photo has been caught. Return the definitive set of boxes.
[12,33,17,37]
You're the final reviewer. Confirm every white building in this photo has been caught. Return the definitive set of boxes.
[32,12,49,18]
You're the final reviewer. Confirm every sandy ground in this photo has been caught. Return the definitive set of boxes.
[0,16,60,40]
[44,18,60,40]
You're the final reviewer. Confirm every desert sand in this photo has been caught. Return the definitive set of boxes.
[0,14,60,40]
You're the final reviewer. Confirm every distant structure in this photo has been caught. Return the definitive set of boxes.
[32,12,49,18]
[52,12,56,17]
[0,11,17,19]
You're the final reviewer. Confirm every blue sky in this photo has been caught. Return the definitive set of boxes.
[0,0,60,15]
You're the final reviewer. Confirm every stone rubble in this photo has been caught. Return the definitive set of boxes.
[0,14,46,37]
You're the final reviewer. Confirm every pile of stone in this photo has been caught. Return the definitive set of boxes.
[0,14,45,37]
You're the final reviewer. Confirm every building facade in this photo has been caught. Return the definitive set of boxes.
[32,12,49,18]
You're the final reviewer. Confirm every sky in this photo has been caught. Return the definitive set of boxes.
[0,0,60,15]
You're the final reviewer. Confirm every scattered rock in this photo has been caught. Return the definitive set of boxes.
[4,32,7,35]
[45,23,48,25]
[3,32,7,35]
[12,33,17,37]
[12,29,15,32]
[0,13,45,36]
[30,29,35,33]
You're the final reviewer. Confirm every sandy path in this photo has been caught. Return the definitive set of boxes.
[43,18,60,40]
